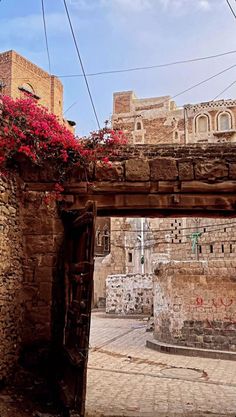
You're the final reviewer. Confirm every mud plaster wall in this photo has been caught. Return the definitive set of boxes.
[0,176,24,380]
[154,260,236,351]
[106,273,153,315]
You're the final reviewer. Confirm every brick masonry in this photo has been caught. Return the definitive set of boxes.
[106,273,153,315]
[153,260,236,351]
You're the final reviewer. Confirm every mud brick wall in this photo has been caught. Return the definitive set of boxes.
[154,260,236,351]
[0,176,24,381]
[106,273,153,315]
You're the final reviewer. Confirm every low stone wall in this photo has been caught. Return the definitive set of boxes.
[106,273,153,315]
[154,260,236,351]
[0,176,24,381]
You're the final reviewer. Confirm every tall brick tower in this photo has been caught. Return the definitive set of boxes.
[0,50,63,119]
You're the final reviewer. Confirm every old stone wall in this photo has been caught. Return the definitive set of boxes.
[0,175,24,380]
[154,260,236,351]
[106,273,153,315]
[20,189,64,345]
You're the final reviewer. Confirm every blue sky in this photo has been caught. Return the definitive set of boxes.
[0,0,236,135]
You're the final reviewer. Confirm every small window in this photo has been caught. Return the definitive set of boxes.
[199,245,202,254]
[136,122,142,130]
[204,228,206,232]
[222,244,224,253]
[224,228,226,233]
[230,244,233,253]
[128,252,133,262]
[174,131,179,140]
[210,244,213,253]
[197,115,209,133]
[179,239,181,243]
[218,112,231,131]
[103,229,110,252]
[175,234,177,239]
[97,231,102,246]
[171,223,173,227]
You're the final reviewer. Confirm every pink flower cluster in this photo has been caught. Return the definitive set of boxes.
[0,95,127,176]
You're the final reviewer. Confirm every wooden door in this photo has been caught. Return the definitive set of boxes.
[55,201,96,416]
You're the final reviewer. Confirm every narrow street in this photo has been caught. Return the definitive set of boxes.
[86,312,236,417]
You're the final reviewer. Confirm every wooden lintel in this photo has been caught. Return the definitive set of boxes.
[87,181,151,194]
[181,181,236,193]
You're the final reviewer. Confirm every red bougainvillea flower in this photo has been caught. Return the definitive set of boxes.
[0,95,127,198]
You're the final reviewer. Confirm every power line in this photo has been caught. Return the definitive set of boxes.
[213,79,236,100]
[0,49,235,81]
[62,0,100,129]
[41,0,51,74]
[171,63,236,101]
[225,0,236,19]
[56,49,236,78]
[110,220,236,234]
[64,62,236,115]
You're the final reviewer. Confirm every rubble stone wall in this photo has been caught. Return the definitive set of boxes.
[154,260,236,351]
[21,190,64,345]
[106,273,153,315]
[0,176,24,380]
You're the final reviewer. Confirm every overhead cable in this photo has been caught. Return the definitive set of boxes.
[1,49,235,81]
[56,49,236,78]
[41,0,51,74]
[213,79,236,100]
[225,0,236,19]
[110,220,236,234]
[62,0,100,129]
[171,63,236,100]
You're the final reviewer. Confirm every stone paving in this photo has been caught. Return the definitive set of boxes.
[85,312,236,417]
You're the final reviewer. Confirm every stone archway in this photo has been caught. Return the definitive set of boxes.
[2,143,236,415]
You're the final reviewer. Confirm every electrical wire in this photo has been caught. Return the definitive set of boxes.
[213,79,236,100]
[64,62,236,116]
[56,49,236,78]
[225,0,236,19]
[41,0,51,74]
[0,49,235,81]
[62,0,100,129]
[171,63,236,101]
[109,220,236,234]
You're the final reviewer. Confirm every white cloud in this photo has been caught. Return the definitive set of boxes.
[159,0,212,11]
[68,0,218,16]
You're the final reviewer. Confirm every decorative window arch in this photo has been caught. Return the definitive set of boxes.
[18,82,40,100]
[195,114,209,134]
[217,111,232,131]
[135,120,143,131]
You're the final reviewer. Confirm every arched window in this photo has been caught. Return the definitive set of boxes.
[196,115,209,133]
[218,112,232,131]
[135,120,143,130]
[19,83,40,99]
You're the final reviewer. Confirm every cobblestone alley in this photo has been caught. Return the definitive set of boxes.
[85,312,236,417]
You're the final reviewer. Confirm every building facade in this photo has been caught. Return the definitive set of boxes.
[0,50,74,130]
[93,91,236,308]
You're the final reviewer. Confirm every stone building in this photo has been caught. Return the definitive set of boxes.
[95,91,236,311]
[0,50,75,130]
